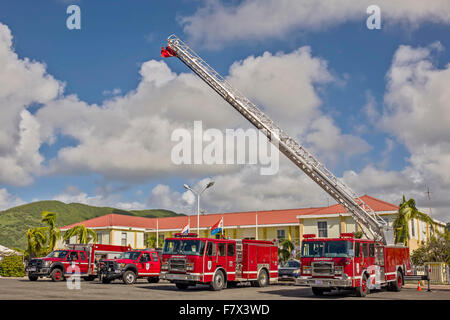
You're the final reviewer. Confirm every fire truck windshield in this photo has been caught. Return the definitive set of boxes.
[46,250,69,258]
[163,239,205,256]
[302,241,352,258]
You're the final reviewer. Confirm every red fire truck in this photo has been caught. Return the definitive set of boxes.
[296,233,412,297]
[160,234,278,290]
[26,244,130,282]
[98,249,161,284]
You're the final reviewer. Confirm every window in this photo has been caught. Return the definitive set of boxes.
[362,243,369,257]
[140,253,150,262]
[151,252,159,262]
[354,242,361,257]
[277,229,285,241]
[218,243,226,256]
[80,252,86,260]
[68,251,79,261]
[411,219,415,237]
[206,242,216,256]
[369,243,375,257]
[121,232,127,246]
[227,243,235,257]
[318,221,328,238]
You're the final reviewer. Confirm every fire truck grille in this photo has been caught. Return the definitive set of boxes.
[102,261,118,271]
[312,262,334,276]
[28,259,43,267]
[169,258,186,272]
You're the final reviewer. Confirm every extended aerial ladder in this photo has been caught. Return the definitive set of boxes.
[161,35,394,245]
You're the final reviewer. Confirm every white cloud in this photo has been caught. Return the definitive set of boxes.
[35,45,364,182]
[0,23,63,186]
[52,185,147,210]
[180,0,450,48]
[343,43,450,222]
[0,188,24,210]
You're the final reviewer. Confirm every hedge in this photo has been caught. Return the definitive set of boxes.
[0,255,26,277]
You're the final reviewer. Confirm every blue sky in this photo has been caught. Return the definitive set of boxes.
[0,1,449,222]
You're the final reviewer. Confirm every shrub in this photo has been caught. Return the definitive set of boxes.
[0,255,26,277]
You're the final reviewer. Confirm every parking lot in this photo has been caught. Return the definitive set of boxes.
[0,277,449,300]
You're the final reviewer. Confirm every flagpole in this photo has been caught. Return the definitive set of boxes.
[221,217,224,238]
[156,218,159,248]
[256,212,258,240]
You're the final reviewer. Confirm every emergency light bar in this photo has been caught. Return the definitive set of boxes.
[303,234,316,239]
[340,233,355,238]
[174,233,198,238]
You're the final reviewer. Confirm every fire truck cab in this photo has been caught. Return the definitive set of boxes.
[26,244,130,282]
[160,234,278,290]
[296,233,412,297]
[98,249,161,284]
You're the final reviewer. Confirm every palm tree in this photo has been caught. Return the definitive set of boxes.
[26,227,48,258]
[145,236,157,249]
[63,224,98,244]
[393,195,434,246]
[278,239,295,263]
[41,211,61,253]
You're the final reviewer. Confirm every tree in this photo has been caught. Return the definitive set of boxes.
[411,231,450,266]
[26,227,48,258]
[63,224,98,244]
[393,196,434,246]
[278,239,295,263]
[145,236,157,249]
[41,211,61,253]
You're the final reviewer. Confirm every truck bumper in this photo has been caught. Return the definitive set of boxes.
[99,270,124,280]
[26,268,50,277]
[161,272,200,282]
[296,277,352,288]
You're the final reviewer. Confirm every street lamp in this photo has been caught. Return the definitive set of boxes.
[184,181,215,235]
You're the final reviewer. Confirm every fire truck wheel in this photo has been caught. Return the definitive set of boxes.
[50,268,65,282]
[175,283,189,290]
[312,287,325,296]
[255,269,269,287]
[28,275,38,281]
[355,274,370,297]
[391,271,403,292]
[83,276,95,281]
[122,270,137,285]
[101,277,111,284]
[210,270,225,291]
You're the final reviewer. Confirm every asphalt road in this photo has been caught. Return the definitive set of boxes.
[0,277,449,300]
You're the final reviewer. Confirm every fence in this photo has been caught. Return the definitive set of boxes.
[411,263,449,285]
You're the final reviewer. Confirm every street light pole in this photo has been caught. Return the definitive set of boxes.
[184,181,215,236]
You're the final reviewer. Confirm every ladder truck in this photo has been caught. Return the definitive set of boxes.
[161,35,412,296]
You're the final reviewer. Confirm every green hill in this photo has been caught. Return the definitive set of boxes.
[0,201,184,250]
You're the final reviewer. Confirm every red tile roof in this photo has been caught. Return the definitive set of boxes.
[61,195,398,231]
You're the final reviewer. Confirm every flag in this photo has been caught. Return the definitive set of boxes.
[161,46,176,58]
[210,218,223,236]
[181,223,189,234]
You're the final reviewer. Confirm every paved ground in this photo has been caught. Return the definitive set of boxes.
[0,277,449,300]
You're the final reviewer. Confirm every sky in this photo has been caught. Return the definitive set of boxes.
[0,0,449,222]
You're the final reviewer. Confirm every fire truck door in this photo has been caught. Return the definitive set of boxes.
[139,252,152,275]
[217,242,227,273]
[227,243,236,280]
[204,241,217,280]
[78,251,89,274]
[151,252,161,274]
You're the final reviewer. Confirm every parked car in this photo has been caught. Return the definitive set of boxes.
[278,259,301,282]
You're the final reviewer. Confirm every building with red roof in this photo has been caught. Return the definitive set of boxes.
[58,195,444,252]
